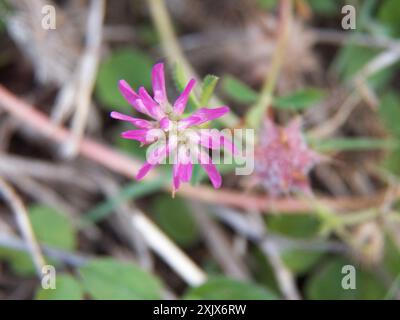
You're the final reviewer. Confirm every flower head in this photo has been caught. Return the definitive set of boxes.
[254,117,320,196]
[110,63,234,192]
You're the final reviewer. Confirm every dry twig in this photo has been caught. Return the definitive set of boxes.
[0,233,88,267]
[0,176,46,276]
[131,212,207,286]
[191,201,251,280]
[63,0,106,158]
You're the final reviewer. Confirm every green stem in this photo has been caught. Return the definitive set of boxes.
[147,0,239,127]
[338,209,380,226]
[148,0,195,80]
[245,0,293,129]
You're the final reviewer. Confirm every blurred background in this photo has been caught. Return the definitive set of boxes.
[0,0,400,300]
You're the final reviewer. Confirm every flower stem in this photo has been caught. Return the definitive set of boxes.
[148,0,195,81]
[147,0,239,127]
[245,0,293,129]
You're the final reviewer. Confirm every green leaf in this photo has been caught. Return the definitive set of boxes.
[79,258,163,300]
[333,45,393,87]
[274,88,325,110]
[334,45,377,81]
[222,76,258,104]
[308,0,339,15]
[384,232,400,278]
[0,248,36,275]
[378,92,400,138]
[379,92,400,176]
[0,0,10,32]
[0,205,76,275]
[96,49,153,111]
[257,0,277,10]
[249,247,280,293]
[151,195,199,247]
[185,277,278,300]
[382,146,400,176]
[190,164,204,186]
[29,205,76,250]
[267,214,321,238]
[281,249,323,274]
[378,0,400,36]
[311,137,397,152]
[305,258,386,299]
[200,74,219,106]
[35,274,83,300]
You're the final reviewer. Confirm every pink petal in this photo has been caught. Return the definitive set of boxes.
[110,111,153,129]
[201,162,222,189]
[160,117,171,130]
[178,106,229,129]
[171,145,194,190]
[121,129,152,144]
[173,79,196,115]
[134,98,154,117]
[195,130,237,154]
[117,81,153,117]
[138,87,165,120]
[136,162,155,180]
[118,80,143,112]
[199,133,220,150]
[197,150,222,188]
[151,63,167,104]
[147,142,176,165]
[172,164,181,190]
[177,146,193,181]
[180,163,193,182]
[221,134,238,155]
[172,162,193,190]
[167,134,179,155]
[148,146,166,164]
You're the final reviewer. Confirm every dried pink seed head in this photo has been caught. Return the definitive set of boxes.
[254,117,320,196]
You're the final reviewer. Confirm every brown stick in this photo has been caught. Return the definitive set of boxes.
[0,176,46,276]
[0,85,391,213]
